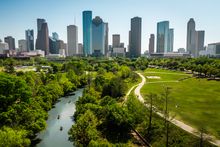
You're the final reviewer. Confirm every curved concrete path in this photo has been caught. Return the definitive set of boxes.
[134,72,220,147]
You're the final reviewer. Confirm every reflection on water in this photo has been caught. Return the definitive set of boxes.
[36,88,83,147]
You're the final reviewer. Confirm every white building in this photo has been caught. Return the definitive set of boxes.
[18,39,27,52]
[200,43,220,57]
[112,47,126,57]
[0,42,9,54]
[67,25,78,56]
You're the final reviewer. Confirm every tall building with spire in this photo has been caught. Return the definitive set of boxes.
[83,11,92,56]
[186,18,196,56]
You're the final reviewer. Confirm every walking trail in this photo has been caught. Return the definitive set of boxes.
[132,72,220,146]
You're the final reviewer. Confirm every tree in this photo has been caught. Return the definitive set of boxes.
[0,127,30,147]
[69,110,99,146]
[4,58,15,73]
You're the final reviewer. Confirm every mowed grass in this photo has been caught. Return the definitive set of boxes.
[141,68,220,139]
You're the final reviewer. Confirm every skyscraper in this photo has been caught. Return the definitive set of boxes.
[112,34,120,48]
[52,32,59,40]
[67,25,78,56]
[156,21,169,53]
[92,16,106,56]
[25,29,34,52]
[168,28,174,52]
[104,23,109,56]
[186,18,196,56]
[4,36,15,50]
[195,30,205,57]
[149,34,155,54]
[83,11,92,56]
[36,18,49,55]
[130,17,142,58]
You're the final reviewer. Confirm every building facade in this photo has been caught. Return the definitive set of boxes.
[156,21,169,53]
[186,18,196,56]
[168,28,174,52]
[92,16,106,56]
[130,17,142,58]
[149,34,155,54]
[36,18,49,55]
[112,34,120,48]
[67,25,78,56]
[4,36,15,50]
[18,39,27,52]
[25,29,34,51]
[195,30,205,57]
[83,11,92,56]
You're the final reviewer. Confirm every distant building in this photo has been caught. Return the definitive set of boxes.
[78,43,83,55]
[168,28,174,52]
[104,23,109,56]
[148,34,155,54]
[83,11,92,56]
[195,30,205,57]
[49,37,57,54]
[0,42,9,54]
[25,29,34,51]
[178,48,186,53]
[156,21,169,53]
[36,18,49,55]
[18,39,27,52]
[67,25,78,56]
[52,32,59,40]
[186,18,196,56]
[4,36,15,50]
[112,34,120,48]
[92,16,107,56]
[201,42,220,58]
[130,17,142,58]
[112,47,126,57]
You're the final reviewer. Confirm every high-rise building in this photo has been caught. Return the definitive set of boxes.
[195,30,205,57]
[186,18,196,56]
[156,21,169,53]
[67,25,78,56]
[83,11,92,56]
[149,34,155,54]
[36,18,49,55]
[18,39,27,52]
[112,34,120,48]
[4,36,15,50]
[92,16,106,56]
[168,28,174,52]
[25,29,34,51]
[49,37,57,54]
[104,23,109,56]
[130,17,142,58]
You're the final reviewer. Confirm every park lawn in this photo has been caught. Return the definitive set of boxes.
[141,68,220,139]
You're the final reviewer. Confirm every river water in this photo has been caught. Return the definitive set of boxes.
[36,88,83,147]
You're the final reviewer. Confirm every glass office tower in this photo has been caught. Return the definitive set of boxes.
[83,11,92,56]
[156,21,169,53]
[92,16,106,56]
[25,29,34,51]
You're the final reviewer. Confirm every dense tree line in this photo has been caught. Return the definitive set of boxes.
[0,58,88,147]
[149,57,220,78]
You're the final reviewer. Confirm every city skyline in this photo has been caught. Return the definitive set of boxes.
[0,0,220,53]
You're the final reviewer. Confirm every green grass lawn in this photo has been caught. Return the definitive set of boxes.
[141,68,220,139]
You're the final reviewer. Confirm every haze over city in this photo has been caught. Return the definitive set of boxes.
[0,0,220,52]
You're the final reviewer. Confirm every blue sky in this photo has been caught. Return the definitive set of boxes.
[0,0,219,52]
